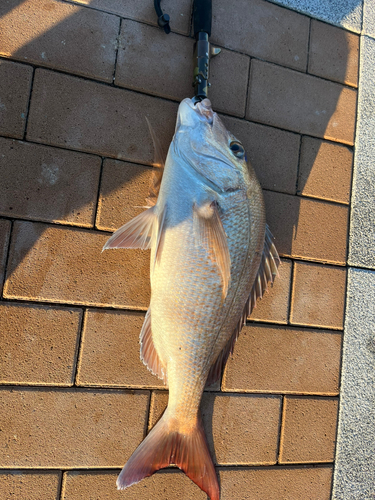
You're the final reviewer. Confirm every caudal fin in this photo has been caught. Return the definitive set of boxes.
[117,412,219,500]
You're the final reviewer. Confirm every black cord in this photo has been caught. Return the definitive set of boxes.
[154,0,171,34]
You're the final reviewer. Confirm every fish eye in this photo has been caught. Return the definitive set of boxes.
[229,141,245,159]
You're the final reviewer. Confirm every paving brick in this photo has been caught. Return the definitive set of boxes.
[27,69,178,162]
[279,397,339,463]
[208,49,250,117]
[0,0,119,82]
[77,309,164,388]
[0,302,82,386]
[247,60,357,145]
[115,38,251,117]
[203,393,281,466]
[0,219,11,291]
[218,466,333,500]
[220,116,300,195]
[61,469,207,499]
[149,391,281,465]
[290,262,346,329]
[249,258,292,324]
[0,388,149,467]
[298,136,353,204]
[222,324,341,395]
[0,138,101,226]
[0,471,61,500]
[70,0,193,35]
[0,60,33,139]
[211,0,309,71]
[4,221,151,309]
[264,191,349,264]
[116,19,194,101]
[308,20,359,87]
[97,160,154,232]
[148,390,169,428]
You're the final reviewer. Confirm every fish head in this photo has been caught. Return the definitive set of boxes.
[173,98,248,192]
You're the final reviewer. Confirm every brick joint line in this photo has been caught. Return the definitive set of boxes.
[93,158,105,230]
[72,308,86,386]
[305,17,312,74]
[294,134,303,196]
[276,395,285,463]
[112,17,122,85]
[22,67,36,141]
[0,220,13,300]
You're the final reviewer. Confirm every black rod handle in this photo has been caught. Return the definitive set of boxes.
[193,0,212,37]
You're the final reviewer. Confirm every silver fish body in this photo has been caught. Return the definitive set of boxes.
[151,99,265,416]
[103,98,279,500]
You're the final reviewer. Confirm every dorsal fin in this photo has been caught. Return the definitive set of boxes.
[145,117,166,207]
[139,309,167,383]
[206,225,280,386]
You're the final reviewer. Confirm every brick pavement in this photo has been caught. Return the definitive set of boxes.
[0,0,358,498]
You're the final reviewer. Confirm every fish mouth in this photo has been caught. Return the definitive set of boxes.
[174,97,214,133]
[190,98,214,124]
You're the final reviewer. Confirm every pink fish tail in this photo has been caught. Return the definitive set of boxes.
[117,412,220,500]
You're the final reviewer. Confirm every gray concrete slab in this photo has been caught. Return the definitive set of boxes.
[363,0,375,38]
[268,0,363,32]
[348,35,375,270]
[332,267,375,499]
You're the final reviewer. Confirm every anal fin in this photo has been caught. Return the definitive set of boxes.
[140,309,167,383]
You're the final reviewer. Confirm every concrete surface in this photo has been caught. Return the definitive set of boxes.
[348,35,375,270]
[332,268,375,499]
[269,0,363,32]
[363,0,375,37]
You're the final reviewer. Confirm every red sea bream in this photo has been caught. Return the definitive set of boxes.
[103,97,280,500]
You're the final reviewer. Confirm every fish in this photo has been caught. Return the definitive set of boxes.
[103,97,280,499]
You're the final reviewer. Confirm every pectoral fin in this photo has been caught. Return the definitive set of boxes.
[193,201,231,299]
[102,206,157,251]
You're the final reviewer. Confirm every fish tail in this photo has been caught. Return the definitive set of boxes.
[117,411,219,500]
